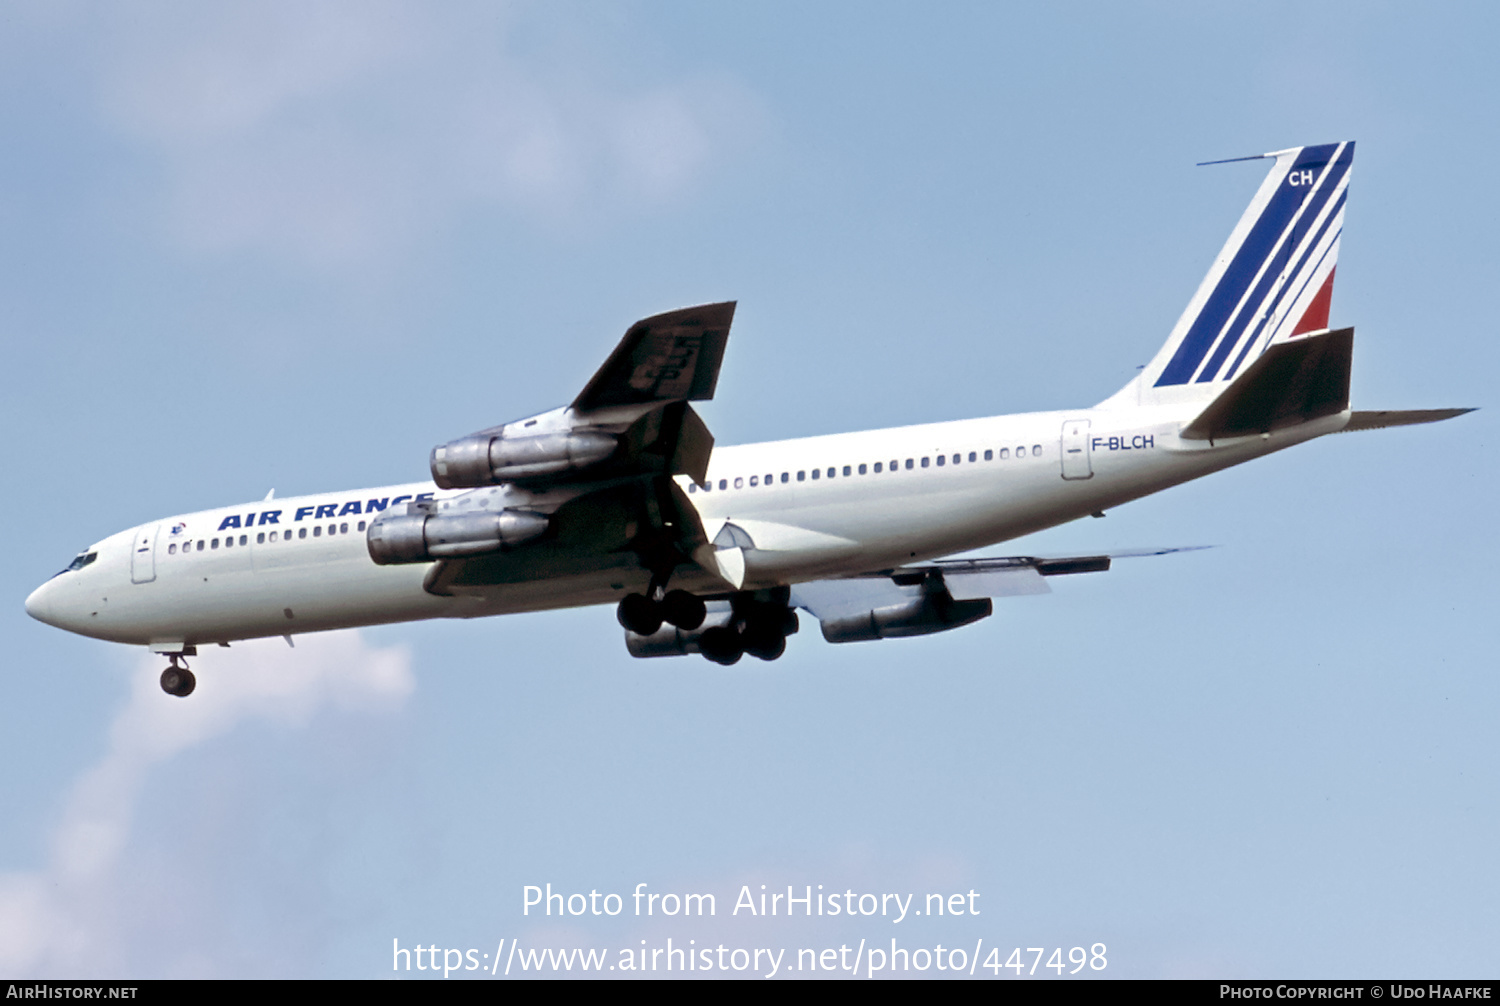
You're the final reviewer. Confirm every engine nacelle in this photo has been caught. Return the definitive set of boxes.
[430,430,617,489]
[819,595,992,643]
[367,502,548,564]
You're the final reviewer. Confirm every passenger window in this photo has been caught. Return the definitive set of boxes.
[256,533,264,544]
[842,465,851,476]
[168,543,177,554]
[765,473,773,485]
[314,526,322,537]
[968,451,976,462]
[826,467,835,478]
[270,531,279,542]
[921,457,929,468]
[936,456,945,467]
[1000,448,1010,459]
[340,523,348,533]
[688,483,697,493]
[905,459,914,470]
[225,537,233,548]
[212,538,220,549]
[953,454,961,465]
[749,475,758,487]
[1032,445,1042,456]
[858,463,867,475]
[719,479,727,490]
[984,449,993,461]
[1015,445,1024,456]
[734,477,743,489]
[811,469,820,480]
[196,540,204,552]
[797,471,806,482]
[874,462,883,473]
[299,528,307,539]
[239,534,247,545]
[357,522,365,531]
[781,472,789,483]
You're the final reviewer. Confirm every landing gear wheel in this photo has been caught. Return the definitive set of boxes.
[698,626,743,666]
[744,632,787,661]
[740,617,788,661]
[160,665,196,697]
[617,593,663,635]
[661,590,706,631]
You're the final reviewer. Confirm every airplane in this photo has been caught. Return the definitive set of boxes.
[25,141,1472,697]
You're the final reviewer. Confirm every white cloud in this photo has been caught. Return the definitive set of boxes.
[0,630,413,977]
[92,1,765,270]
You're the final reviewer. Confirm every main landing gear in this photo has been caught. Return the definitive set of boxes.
[622,586,799,665]
[617,587,707,636]
[694,597,798,666]
[160,656,196,697]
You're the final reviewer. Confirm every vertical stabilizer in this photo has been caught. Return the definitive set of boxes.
[1100,142,1354,410]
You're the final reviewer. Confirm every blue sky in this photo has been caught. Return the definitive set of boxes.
[2,1,1495,979]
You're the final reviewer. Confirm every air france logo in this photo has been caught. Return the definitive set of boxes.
[1288,168,1317,187]
[214,493,435,532]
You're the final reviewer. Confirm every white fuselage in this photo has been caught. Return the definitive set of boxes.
[25,404,1346,650]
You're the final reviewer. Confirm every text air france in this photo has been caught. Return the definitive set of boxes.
[214,493,435,532]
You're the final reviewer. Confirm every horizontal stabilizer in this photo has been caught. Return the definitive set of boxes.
[1181,327,1352,441]
[1340,408,1475,433]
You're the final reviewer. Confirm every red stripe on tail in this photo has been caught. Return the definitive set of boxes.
[1291,267,1336,335]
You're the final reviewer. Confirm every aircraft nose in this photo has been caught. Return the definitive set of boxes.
[25,580,56,626]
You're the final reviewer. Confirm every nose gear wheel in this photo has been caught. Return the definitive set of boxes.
[159,655,196,697]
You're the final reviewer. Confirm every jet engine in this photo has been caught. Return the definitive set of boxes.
[818,594,992,643]
[367,501,548,564]
[431,429,617,488]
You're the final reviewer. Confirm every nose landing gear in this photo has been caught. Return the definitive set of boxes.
[159,656,196,697]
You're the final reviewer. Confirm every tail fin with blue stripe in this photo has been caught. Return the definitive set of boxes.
[1102,142,1354,410]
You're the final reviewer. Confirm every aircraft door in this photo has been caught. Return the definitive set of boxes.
[130,523,159,584]
[1060,420,1092,480]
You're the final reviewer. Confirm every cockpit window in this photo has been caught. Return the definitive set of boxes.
[55,551,97,577]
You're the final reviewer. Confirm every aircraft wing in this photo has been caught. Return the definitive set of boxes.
[561,302,734,486]
[429,302,735,492]
[408,303,739,593]
[572,302,735,413]
[790,547,1206,619]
